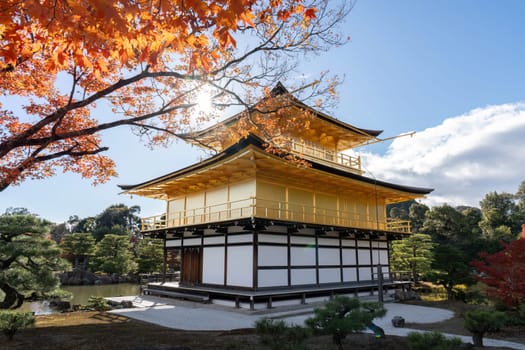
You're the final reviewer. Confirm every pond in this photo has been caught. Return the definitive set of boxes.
[21,283,141,315]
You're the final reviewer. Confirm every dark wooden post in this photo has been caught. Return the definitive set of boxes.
[162,235,167,284]
[377,264,384,303]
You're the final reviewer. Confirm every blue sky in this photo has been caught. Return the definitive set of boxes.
[2,1,525,222]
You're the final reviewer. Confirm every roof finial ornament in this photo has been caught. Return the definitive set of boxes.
[270,82,289,97]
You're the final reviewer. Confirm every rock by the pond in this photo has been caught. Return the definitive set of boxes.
[60,269,98,285]
[50,300,71,311]
[60,269,139,285]
[120,300,133,308]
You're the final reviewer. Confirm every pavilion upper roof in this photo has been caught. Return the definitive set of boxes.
[177,82,383,153]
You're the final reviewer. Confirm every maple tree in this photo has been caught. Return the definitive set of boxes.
[0,0,351,190]
[471,238,525,308]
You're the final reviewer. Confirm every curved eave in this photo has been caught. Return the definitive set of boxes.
[177,105,383,141]
[119,134,433,200]
[118,137,255,197]
[176,83,383,150]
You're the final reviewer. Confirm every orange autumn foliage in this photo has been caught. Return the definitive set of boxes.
[0,0,350,190]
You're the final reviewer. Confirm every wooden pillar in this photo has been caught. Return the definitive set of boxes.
[287,230,291,287]
[315,233,319,285]
[377,264,384,303]
[253,230,258,290]
[162,234,167,283]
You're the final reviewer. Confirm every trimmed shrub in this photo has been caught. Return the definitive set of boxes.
[86,296,111,311]
[255,318,310,350]
[464,309,507,347]
[0,311,35,341]
[407,331,463,350]
[305,296,386,350]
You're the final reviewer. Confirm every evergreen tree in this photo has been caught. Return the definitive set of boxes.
[91,234,137,275]
[479,191,518,240]
[428,244,472,300]
[61,233,96,271]
[136,238,164,274]
[390,233,434,283]
[409,202,429,233]
[0,215,69,309]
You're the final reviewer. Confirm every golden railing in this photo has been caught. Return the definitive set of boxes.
[141,197,411,233]
[288,140,362,174]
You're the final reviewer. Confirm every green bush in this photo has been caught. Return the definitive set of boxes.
[519,304,525,323]
[305,296,386,350]
[464,309,507,347]
[407,332,463,350]
[86,296,111,311]
[255,318,310,350]
[505,304,525,326]
[0,311,35,341]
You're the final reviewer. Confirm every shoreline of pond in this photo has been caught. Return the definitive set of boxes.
[22,283,142,315]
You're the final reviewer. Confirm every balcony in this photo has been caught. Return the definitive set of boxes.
[286,140,362,175]
[140,197,411,233]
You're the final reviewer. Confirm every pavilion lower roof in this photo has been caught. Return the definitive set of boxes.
[119,135,433,203]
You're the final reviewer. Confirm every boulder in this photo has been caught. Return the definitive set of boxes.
[60,269,98,285]
[391,316,405,328]
[50,300,71,311]
[120,300,133,308]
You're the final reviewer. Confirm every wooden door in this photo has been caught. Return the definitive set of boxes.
[181,248,202,285]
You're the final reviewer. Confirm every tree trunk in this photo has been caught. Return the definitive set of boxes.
[0,282,24,309]
[446,286,453,301]
[472,332,484,347]
[333,334,344,350]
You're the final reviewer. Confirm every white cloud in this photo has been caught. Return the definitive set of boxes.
[358,102,525,207]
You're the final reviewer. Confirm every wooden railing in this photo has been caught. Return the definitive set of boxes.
[141,197,411,234]
[286,140,362,174]
[386,218,411,233]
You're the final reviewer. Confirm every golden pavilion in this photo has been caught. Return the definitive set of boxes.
[120,83,432,308]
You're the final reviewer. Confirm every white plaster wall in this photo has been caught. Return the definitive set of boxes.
[203,236,225,245]
[290,235,315,245]
[371,250,388,265]
[166,239,181,248]
[357,240,370,248]
[227,246,253,287]
[318,237,339,246]
[341,239,356,247]
[258,269,288,287]
[258,246,287,266]
[202,247,224,285]
[183,237,201,247]
[359,267,372,281]
[228,234,253,244]
[318,248,340,265]
[343,267,358,282]
[319,268,341,283]
[342,248,356,265]
[258,233,287,244]
[290,246,315,266]
[291,269,316,285]
[376,241,388,249]
[358,249,371,265]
